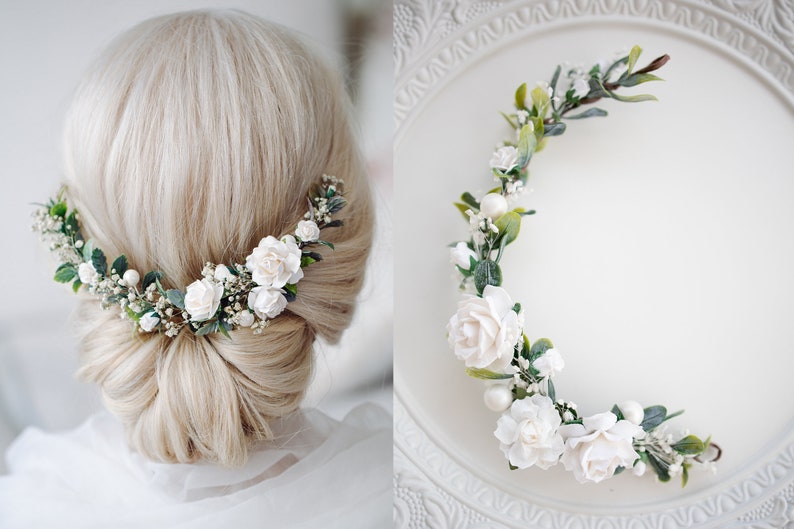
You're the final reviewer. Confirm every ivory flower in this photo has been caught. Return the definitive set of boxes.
[184,278,223,321]
[248,286,288,319]
[571,78,589,99]
[446,285,521,372]
[295,220,321,242]
[139,312,160,332]
[214,265,232,283]
[558,412,643,483]
[450,242,477,271]
[78,262,98,285]
[489,146,519,173]
[532,348,565,378]
[494,394,565,469]
[245,235,303,288]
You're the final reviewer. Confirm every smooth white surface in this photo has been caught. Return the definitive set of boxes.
[395,17,794,512]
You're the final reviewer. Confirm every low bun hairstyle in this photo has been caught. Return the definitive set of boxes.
[62,10,372,465]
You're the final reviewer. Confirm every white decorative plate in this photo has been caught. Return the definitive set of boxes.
[393,1,794,527]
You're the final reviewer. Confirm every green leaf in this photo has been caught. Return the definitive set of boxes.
[72,278,82,293]
[640,405,667,431]
[627,45,642,74]
[196,320,219,336]
[302,251,323,263]
[646,453,671,482]
[611,404,625,421]
[321,219,344,229]
[661,409,685,424]
[543,122,566,136]
[64,210,79,234]
[54,263,78,283]
[49,201,67,218]
[218,319,232,339]
[499,111,517,129]
[465,367,514,380]
[142,271,163,290]
[91,248,107,276]
[461,192,480,210]
[529,338,554,359]
[301,255,317,267]
[618,73,663,87]
[515,82,527,110]
[681,462,690,488]
[565,107,608,119]
[316,240,335,251]
[508,463,519,471]
[530,85,550,118]
[516,124,537,168]
[111,255,128,277]
[165,289,185,310]
[549,65,561,104]
[671,435,705,455]
[494,211,521,247]
[609,91,658,103]
[473,259,502,294]
[454,202,472,220]
[547,378,556,402]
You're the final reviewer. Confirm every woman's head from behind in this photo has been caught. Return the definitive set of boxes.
[63,10,372,466]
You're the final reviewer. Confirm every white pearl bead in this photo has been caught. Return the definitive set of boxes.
[479,193,508,220]
[122,269,140,287]
[483,385,513,412]
[619,400,644,425]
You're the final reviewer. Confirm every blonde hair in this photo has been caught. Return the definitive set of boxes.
[62,10,372,465]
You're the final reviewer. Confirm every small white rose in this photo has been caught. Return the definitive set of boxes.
[236,310,255,327]
[247,286,288,319]
[214,265,232,283]
[483,385,513,412]
[571,77,589,99]
[78,262,98,285]
[618,400,645,426]
[446,285,521,372]
[184,278,223,321]
[532,348,565,378]
[494,394,565,470]
[139,312,160,332]
[295,220,321,242]
[245,235,304,288]
[489,146,519,173]
[122,269,140,287]
[450,242,477,271]
[479,193,508,220]
[558,411,643,483]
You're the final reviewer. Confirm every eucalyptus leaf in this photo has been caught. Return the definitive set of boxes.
[549,65,561,103]
[671,435,705,455]
[516,125,537,168]
[500,111,517,129]
[640,405,667,431]
[547,378,556,402]
[165,289,185,310]
[454,202,471,220]
[515,82,527,110]
[529,338,554,359]
[461,192,480,210]
[196,320,219,336]
[473,259,502,294]
[218,319,232,339]
[543,122,566,136]
[646,453,671,482]
[609,91,658,103]
[82,239,94,262]
[494,211,521,247]
[627,45,642,74]
[565,107,608,120]
[618,73,663,87]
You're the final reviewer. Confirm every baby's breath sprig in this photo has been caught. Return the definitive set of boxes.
[447,46,720,486]
[33,175,347,338]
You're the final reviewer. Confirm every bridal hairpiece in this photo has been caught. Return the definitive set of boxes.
[33,175,346,337]
[446,46,720,486]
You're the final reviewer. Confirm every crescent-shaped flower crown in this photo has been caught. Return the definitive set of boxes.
[446,46,720,486]
[33,174,346,337]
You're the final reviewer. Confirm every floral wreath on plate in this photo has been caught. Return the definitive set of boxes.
[446,46,720,485]
[33,174,346,337]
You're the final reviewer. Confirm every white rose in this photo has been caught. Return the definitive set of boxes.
[139,312,160,332]
[446,285,521,372]
[532,348,565,378]
[236,310,255,327]
[450,242,477,271]
[78,262,98,285]
[558,411,644,483]
[184,278,223,321]
[571,77,589,99]
[489,146,519,173]
[295,220,320,242]
[479,193,508,220]
[245,235,304,288]
[494,394,565,470]
[214,265,232,283]
[247,286,288,319]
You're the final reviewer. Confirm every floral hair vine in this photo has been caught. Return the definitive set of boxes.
[446,46,721,486]
[33,175,346,337]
